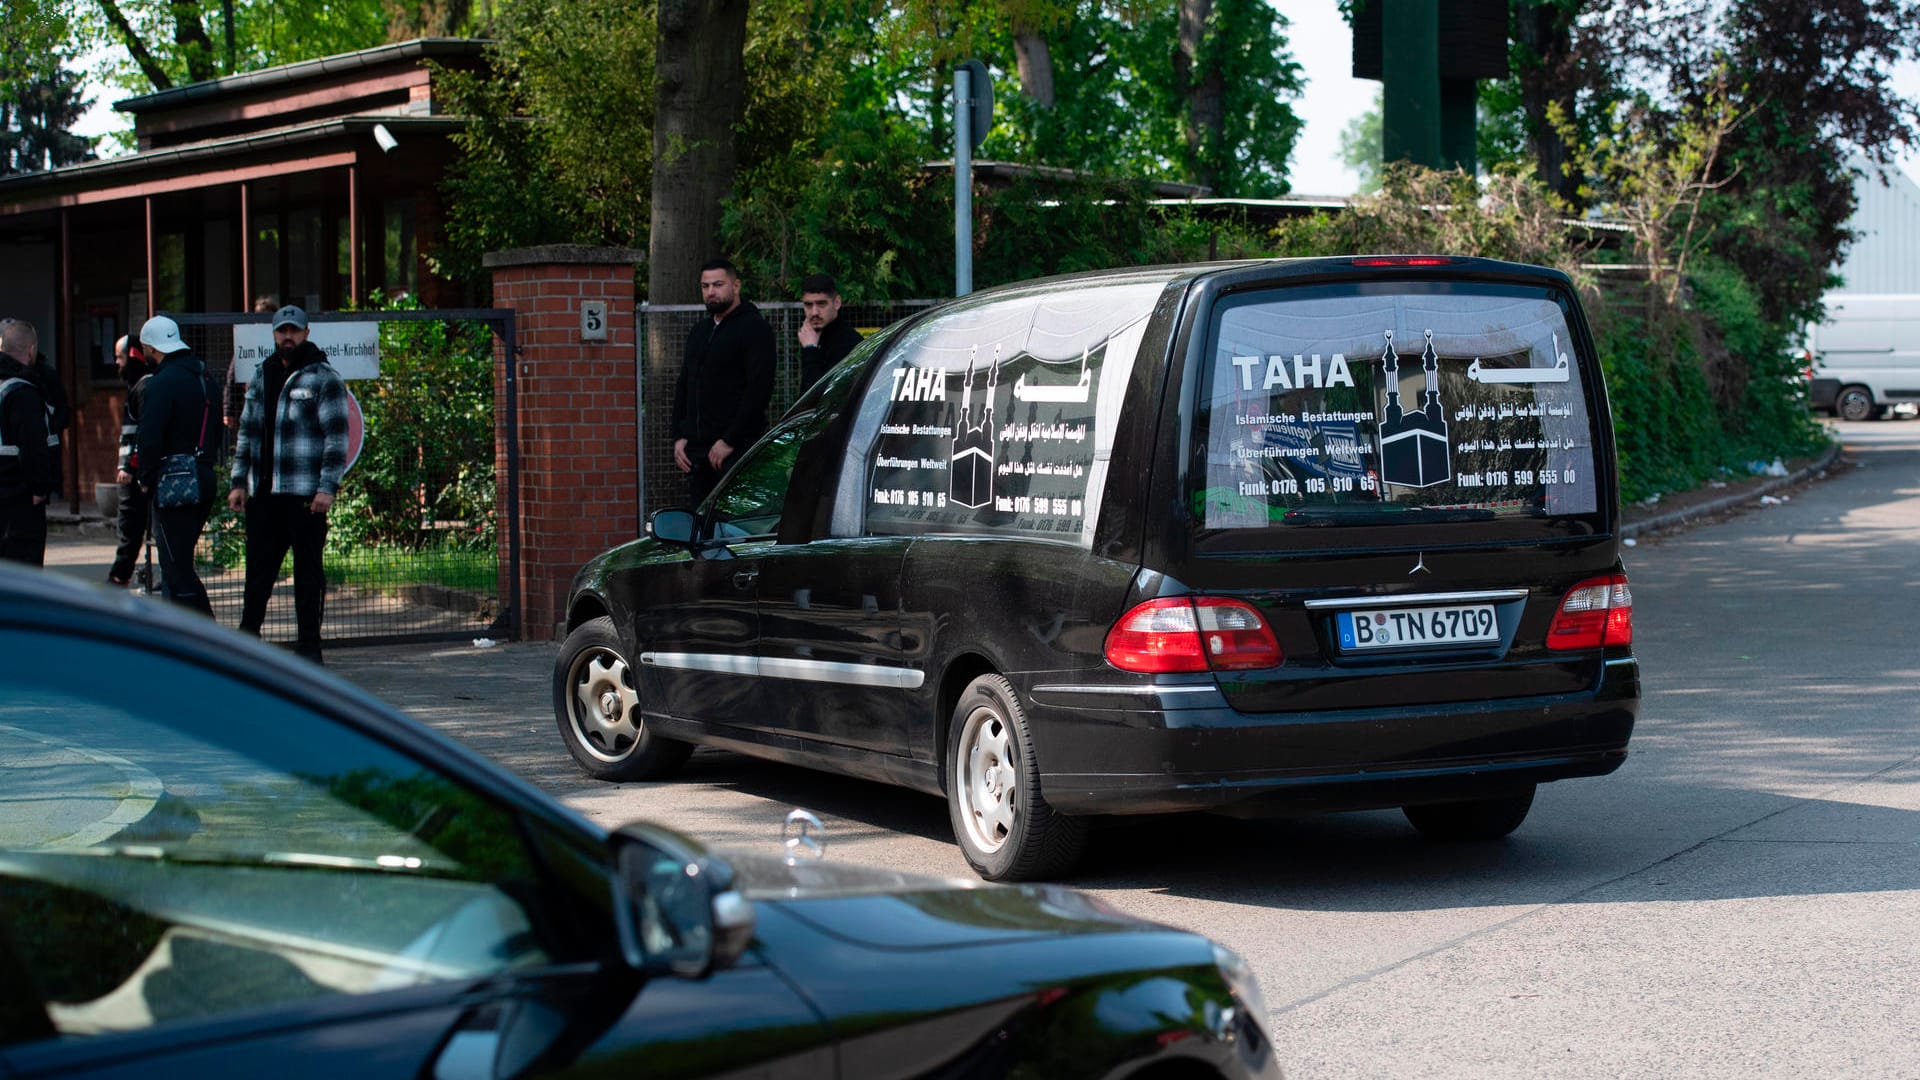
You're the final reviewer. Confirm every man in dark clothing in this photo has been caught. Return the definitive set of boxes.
[134,316,218,614]
[109,334,154,586]
[228,304,350,663]
[671,259,776,506]
[796,273,863,393]
[0,320,56,565]
[0,318,67,497]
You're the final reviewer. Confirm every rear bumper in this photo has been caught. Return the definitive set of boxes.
[1027,657,1639,815]
[1809,377,1840,411]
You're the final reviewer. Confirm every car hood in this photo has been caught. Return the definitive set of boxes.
[724,851,1160,950]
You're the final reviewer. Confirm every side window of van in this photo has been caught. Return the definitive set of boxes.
[708,418,810,538]
[1195,283,1602,531]
[836,284,1163,544]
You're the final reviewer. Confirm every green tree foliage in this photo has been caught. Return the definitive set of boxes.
[432,0,655,285]
[327,296,496,554]
[437,0,1305,295]
[1337,87,1383,194]
[1,2,96,174]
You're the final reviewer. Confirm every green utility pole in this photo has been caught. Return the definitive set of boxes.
[1380,0,1440,168]
[1354,0,1508,175]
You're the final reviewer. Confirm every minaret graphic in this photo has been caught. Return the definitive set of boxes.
[949,346,999,508]
[1376,329,1452,488]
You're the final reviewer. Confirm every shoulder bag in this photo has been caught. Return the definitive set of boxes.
[154,376,211,509]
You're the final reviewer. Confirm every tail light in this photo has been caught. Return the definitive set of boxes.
[1351,256,1456,267]
[1546,575,1633,650]
[1105,597,1283,673]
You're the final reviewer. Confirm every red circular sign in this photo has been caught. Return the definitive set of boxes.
[344,386,365,473]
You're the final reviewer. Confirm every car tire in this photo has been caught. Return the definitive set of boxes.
[553,616,692,781]
[946,674,1086,882]
[1402,786,1536,841]
[1836,385,1876,422]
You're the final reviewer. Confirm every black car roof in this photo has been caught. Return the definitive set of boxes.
[0,563,601,844]
[960,254,1573,300]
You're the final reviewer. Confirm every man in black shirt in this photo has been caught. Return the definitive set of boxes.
[670,259,775,506]
[0,319,56,566]
[796,272,863,393]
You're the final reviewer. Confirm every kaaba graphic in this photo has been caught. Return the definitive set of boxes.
[1376,329,1451,488]
[950,346,999,508]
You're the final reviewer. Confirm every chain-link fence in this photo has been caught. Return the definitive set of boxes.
[638,299,938,515]
[168,310,516,646]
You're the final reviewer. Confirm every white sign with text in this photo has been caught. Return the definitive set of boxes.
[231,322,381,382]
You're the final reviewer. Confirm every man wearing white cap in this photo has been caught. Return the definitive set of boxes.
[227,304,349,662]
[0,318,56,565]
[134,315,218,614]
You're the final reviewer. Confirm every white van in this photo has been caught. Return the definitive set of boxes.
[1807,294,1920,420]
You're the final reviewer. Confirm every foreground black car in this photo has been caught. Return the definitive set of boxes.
[0,567,1277,1079]
[559,256,1640,881]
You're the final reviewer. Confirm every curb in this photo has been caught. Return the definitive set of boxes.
[1622,440,1842,539]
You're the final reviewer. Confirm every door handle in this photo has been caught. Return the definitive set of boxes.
[733,569,759,589]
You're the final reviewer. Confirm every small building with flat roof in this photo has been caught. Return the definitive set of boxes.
[0,38,486,507]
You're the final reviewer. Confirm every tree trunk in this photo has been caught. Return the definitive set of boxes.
[1012,28,1055,109]
[222,0,236,73]
[96,0,173,90]
[1515,0,1578,206]
[648,0,750,345]
[1174,0,1223,191]
[171,0,217,84]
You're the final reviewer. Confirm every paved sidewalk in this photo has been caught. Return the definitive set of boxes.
[0,724,163,849]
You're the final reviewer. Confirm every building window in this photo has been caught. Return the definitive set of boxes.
[252,223,282,311]
[155,232,187,313]
[383,199,417,299]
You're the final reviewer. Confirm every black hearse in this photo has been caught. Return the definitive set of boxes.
[556,257,1640,881]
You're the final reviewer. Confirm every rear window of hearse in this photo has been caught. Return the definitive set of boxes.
[1195,283,1602,530]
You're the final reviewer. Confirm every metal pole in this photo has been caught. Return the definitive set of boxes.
[953,66,973,297]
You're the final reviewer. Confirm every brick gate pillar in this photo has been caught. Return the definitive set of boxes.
[485,244,645,641]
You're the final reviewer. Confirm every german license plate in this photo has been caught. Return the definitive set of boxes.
[1336,604,1499,651]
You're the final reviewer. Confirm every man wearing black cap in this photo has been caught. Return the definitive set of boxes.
[228,304,350,663]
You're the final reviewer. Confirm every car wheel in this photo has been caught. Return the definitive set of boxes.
[946,674,1086,882]
[1836,385,1875,422]
[553,616,692,781]
[1402,786,1536,841]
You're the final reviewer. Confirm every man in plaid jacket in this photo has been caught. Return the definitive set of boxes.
[227,304,349,663]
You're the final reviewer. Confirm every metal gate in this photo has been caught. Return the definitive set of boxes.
[170,308,519,646]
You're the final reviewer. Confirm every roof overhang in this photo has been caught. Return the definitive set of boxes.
[0,115,463,217]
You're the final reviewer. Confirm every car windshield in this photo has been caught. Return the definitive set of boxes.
[1193,282,1602,532]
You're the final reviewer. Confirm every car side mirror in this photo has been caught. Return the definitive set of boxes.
[609,821,753,978]
[648,509,697,546]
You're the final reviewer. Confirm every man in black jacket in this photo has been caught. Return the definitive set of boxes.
[671,259,775,506]
[108,334,154,586]
[797,273,863,393]
[134,315,218,615]
[0,319,55,565]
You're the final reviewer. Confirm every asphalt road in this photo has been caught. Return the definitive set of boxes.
[331,417,1920,1080]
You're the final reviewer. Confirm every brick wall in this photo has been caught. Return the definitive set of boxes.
[484,245,644,640]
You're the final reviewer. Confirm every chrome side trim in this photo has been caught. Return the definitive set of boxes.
[640,651,924,690]
[760,656,925,690]
[1032,684,1220,696]
[642,651,758,676]
[1303,588,1530,611]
